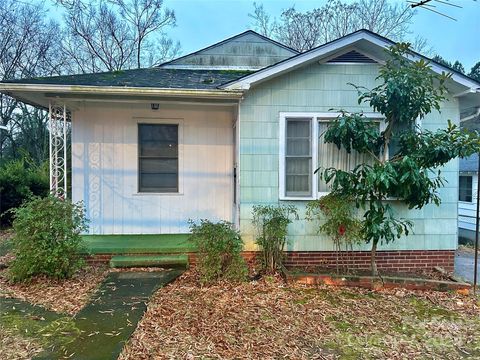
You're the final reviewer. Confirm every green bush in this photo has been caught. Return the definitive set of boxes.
[189,219,247,284]
[0,159,49,227]
[9,196,88,282]
[252,204,298,273]
[306,194,361,273]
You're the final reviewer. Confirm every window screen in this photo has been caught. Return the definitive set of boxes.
[285,118,312,197]
[459,175,473,202]
[138,124,178,193]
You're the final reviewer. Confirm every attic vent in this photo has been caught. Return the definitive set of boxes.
[327,50,377,63]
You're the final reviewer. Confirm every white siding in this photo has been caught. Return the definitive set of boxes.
[459,173,478,236]
[72,102,235,234]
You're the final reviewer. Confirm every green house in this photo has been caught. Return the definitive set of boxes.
[1,30,479,271]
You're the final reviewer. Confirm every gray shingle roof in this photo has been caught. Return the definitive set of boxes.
[460,154,479,173]
[1,68,253,89]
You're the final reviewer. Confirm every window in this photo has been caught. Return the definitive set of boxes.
[459,175,473,202]
[280,112,383,200]
[285,118,312,197]
[317,121,377,193]
[138,124,178,193]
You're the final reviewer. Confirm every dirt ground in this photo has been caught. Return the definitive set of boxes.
[119,271,480,360]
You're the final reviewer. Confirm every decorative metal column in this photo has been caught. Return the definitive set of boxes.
[49,102,69,199]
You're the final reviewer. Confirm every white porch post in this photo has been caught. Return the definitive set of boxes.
[48,101,69,199]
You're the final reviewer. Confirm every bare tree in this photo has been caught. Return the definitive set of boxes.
[112,0,177,69]
[248,2,272,38]
[58,0,179,72]
[0,0,64,161]
[250,0,418,52]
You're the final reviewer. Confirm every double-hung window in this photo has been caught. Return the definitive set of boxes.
[280,112,383,200]
[138,123,179,193]
[285,118,313,197]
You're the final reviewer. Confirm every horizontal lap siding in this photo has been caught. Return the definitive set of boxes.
[239,63,459,252]
[72,103,234,234]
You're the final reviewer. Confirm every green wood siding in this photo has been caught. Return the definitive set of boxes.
[239,63,459,251]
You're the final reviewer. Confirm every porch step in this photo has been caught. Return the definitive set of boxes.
[109,254,189,269]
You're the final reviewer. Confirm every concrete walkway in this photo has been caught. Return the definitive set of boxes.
[1,270,182,359]
[454,250,480,286]
[33,270,182,360]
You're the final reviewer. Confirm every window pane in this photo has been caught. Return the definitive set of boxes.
[285,158,311,195]
[140,158,178,174]
[287,139,310,156]
[287,119,310,138]
[286,175,310,194]
[318,121,376,193]
[286,157,310,175]
[140,124,177,142]
[459,176,473,202]
[138,124,178,193]
[139,124,178,157]
[140,140,178,157]
[285,118,312,197]
[140,174,178,193]
[388,120,413,157]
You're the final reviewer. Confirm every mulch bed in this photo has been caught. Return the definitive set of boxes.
[0,331,43,360]
[119,271,480,360]
[0,265,108,315]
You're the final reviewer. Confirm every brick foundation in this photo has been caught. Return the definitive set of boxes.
[283,250,455,272]
[87,250,455,272]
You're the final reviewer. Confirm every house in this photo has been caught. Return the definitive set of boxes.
[1,30,479,271]
[458,154,478,244]
[458,112,480,245]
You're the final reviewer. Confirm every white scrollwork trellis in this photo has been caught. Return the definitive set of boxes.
[49,102,69,198]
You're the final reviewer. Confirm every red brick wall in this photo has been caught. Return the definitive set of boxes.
[283,250,455,272]
[88,250,455,272]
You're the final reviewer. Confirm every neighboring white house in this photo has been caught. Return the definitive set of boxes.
[459,154,479,244]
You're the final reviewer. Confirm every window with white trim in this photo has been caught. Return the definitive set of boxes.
[279,113,384,200]
[285,118,313,197]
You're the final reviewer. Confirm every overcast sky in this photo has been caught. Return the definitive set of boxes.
[165,0,480,71]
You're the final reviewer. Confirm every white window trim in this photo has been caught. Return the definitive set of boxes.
[133,117,184,196]
[279,112,384,201]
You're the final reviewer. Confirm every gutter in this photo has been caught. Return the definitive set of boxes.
[0,83,245,100]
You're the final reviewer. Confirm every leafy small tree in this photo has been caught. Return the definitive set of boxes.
[319,43,480,275]
[252,204,298,273]
[9,196,88,282]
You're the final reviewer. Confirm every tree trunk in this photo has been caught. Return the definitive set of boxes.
[371,240,378,276]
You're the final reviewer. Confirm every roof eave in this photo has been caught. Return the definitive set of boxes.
[0,83,245,100]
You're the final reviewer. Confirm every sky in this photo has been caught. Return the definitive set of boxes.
[164,0,480,71]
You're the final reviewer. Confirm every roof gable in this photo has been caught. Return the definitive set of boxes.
[160,30,298,70]
[222,29,480,91]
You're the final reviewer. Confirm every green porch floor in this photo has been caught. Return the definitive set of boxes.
[81,234,196,255]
